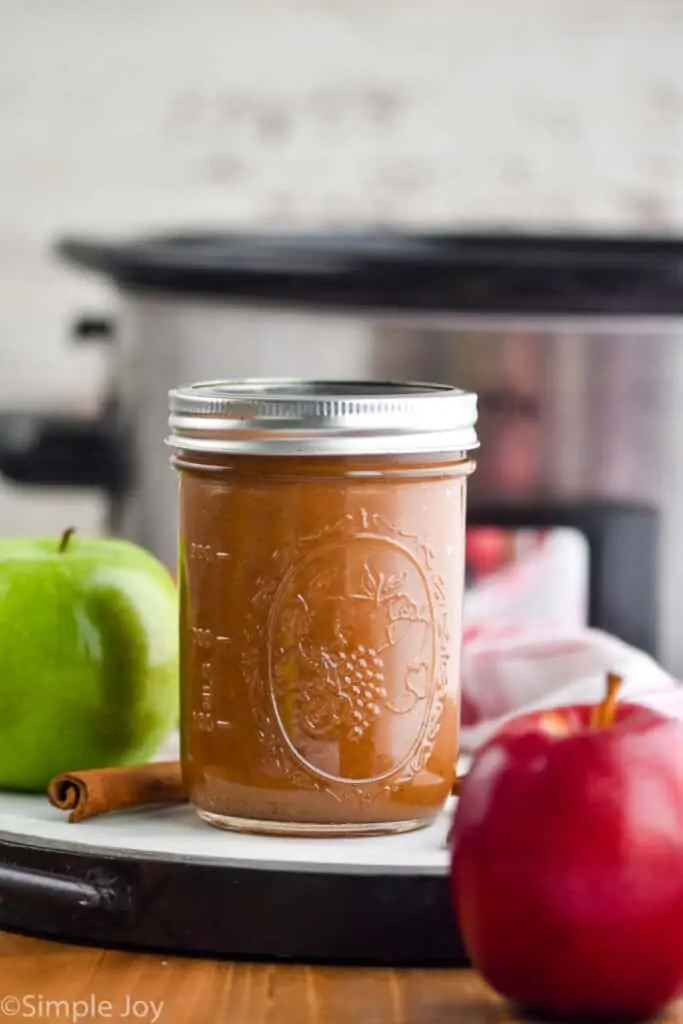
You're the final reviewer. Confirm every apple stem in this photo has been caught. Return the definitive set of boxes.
[590,671,623,729]
[58,527,76,554]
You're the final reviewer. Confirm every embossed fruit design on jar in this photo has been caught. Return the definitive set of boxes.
[168,380,478,836]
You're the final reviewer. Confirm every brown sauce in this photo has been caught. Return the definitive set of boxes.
[177,453,473,835]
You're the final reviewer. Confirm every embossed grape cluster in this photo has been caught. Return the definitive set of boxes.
[337,644,388,741]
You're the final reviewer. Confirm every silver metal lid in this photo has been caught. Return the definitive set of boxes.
[167,379,478,457]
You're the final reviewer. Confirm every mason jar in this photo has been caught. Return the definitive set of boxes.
[167,380,479,836]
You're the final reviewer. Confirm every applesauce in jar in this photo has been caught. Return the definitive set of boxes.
[168,380,478,836]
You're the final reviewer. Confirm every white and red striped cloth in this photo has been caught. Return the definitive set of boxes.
[459,624,681,754]
[459,527,683,753]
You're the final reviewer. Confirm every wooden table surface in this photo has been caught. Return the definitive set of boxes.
[0,930,681,1024]
[0,931,496,1024]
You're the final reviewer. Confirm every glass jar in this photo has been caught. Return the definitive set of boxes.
[168,380,478,836]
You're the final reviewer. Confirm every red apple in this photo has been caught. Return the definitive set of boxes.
[466,527,513,578]
[450,677,683,1021]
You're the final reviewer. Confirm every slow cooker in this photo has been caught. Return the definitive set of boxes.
[1,232,680,671]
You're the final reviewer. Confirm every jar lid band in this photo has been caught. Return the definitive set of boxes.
[167,379,479,457]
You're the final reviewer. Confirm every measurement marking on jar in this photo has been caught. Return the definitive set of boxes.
[190,543,213,562]
[193,711,214,732]
[215,551,231,560]
[215,635,232,645]
[215,720,231,729]
[192,626,213,648]
[200,659,213,718]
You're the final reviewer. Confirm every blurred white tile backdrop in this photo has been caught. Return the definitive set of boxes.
[0,0,681,533]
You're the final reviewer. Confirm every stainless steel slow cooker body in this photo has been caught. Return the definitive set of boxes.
[3,233,683,672]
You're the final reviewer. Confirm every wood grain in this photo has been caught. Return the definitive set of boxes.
[0,931,680,1023]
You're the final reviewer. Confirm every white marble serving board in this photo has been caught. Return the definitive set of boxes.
[0,793,454,877]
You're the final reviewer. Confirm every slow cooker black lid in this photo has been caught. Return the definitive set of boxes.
[55,231,683,315]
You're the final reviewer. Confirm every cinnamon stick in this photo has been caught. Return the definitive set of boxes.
[451,774,466,796]
[47,761,186,822]
[48,760,463,823]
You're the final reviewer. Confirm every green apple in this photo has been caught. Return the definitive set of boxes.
[0,528,179,791]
